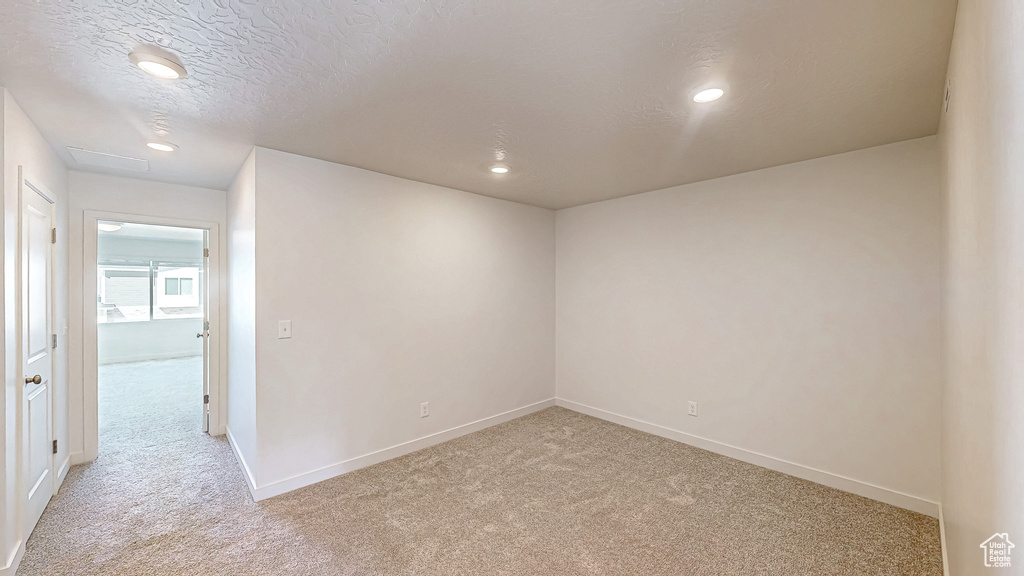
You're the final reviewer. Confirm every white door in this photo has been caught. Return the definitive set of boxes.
[21,173,54,533]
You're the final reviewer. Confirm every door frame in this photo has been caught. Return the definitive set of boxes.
[82,210,222,461]
[16,167,58,540]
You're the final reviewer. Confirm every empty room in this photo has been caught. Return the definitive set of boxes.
[0,1,1021,575]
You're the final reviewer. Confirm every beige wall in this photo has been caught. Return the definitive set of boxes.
[556,137,943,514]
[940,1,1024,573]
[1,88,69,572]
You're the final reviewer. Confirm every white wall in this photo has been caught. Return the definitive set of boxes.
[237,147,555,495]
[556,137,943,514]
[226,150,257,483]
[97,320,203,365]
[67,171,227,461]
[941,1,1024,573]
[1,89,69,573]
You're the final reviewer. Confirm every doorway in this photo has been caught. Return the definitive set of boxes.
[83,213,221,461]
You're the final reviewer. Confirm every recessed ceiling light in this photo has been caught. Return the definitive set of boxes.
[98,223,123,232]
[129,47,188,79]
[490,166,509,174]
[693,88,725,103]
[147,142,177,152]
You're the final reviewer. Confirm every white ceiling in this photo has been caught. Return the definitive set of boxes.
[98,222,204,242]
[0,0,957,209]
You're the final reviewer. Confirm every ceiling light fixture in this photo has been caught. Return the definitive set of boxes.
[693,88,725,103]
[147,142,178,152]
[129,46,188,79]
[490,166,510,174]
[98,223,123,233]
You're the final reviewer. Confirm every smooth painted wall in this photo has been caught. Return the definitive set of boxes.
[97,319,203,365]
[226,150,257,477]
[1,89,69,572]
[556,137,943,507]
[940,1,1024,573]
[251,147,555,489]
[67,171,227,460]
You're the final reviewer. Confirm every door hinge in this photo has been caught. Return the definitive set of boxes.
[51,228,56,244]
[52,439,58,454]
[204,394,210,404]
[204,248,209,258]
[52,334,57,349]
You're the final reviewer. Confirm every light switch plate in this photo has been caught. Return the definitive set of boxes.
[278,320,292,339]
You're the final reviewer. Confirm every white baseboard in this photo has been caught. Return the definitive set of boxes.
[939,505,950,576]
[225,426,259,502]
[0,540,24,576]
[556,398,940,518]
[69,451,90,465]
[240,398,556,501]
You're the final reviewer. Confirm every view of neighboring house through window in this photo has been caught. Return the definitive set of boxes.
[98,266,151,322]
[98,264,203,323]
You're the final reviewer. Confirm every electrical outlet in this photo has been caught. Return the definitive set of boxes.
[420,402,429,418]
[688,401,698,417]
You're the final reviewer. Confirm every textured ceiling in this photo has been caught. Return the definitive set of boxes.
[0,0,957,209]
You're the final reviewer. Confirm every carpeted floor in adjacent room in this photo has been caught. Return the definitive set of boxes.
[20,357,943,575]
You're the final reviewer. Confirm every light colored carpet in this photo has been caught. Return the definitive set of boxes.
[20,357,942,575]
